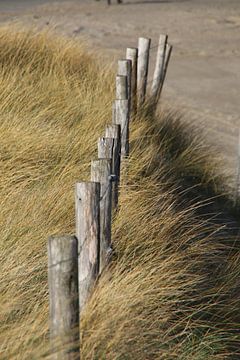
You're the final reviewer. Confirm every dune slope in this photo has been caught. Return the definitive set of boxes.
[0,28,239,359]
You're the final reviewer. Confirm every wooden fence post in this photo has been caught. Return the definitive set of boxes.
[116,75,128,100]
[126,47,138,114]
[48,235,79,360]
[137,37,151,108]
[112,102,116,124]
[75,182,100,313]
[98,137,114,159]
[158,43,172,100]
[105,124,121,144]
[114,99,130,159]
[105,124,121,209]
[117,59,132,101]
[91,159,112,273]
[151,34,168,104]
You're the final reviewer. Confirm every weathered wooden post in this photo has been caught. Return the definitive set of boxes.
[48,235,79,360]
[137,37,151,107]
[115,59,130,159]
[116,75,128,100]
[91,159,112,273]
[158,43,172,100]
[117,59,132,101]
[98,137,114,159]
[126,47,138,114]
[114,99,130,159]
[105,124,121,209]
[112,101,116,124]
[75,182,100,313]
[151,34,168,104]
[105,124,121,146]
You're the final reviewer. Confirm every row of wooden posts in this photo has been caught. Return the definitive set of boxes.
[47,34,172,359]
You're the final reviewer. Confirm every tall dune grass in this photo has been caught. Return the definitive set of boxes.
[0,27,114,359]
[0,27,239,359]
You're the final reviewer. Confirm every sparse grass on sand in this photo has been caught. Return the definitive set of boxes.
[0,27,239,359]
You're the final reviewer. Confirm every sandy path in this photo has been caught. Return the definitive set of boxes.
[0,0,239,183]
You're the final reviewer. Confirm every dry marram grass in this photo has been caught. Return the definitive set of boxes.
[0,27,239,359]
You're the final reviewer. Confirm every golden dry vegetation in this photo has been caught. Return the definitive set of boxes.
[0,27,239,359]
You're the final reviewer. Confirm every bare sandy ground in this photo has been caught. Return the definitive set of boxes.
[0,0,239,183]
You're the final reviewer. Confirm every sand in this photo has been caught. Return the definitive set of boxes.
[0,0,239,183]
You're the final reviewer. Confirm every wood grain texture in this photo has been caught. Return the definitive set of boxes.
[105,125,121,209]
[158,43,173,100]
[114,99,130,159]
[91,160,112,273]
[75,182,100,313]
[112,101,116,124]
[126,47,138,114]
[116,75,128,100]
[48,235,79,360]
[137,37,151,107]
[151,34,168,101]
[98,137,114,159]
[118,59,132,101]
